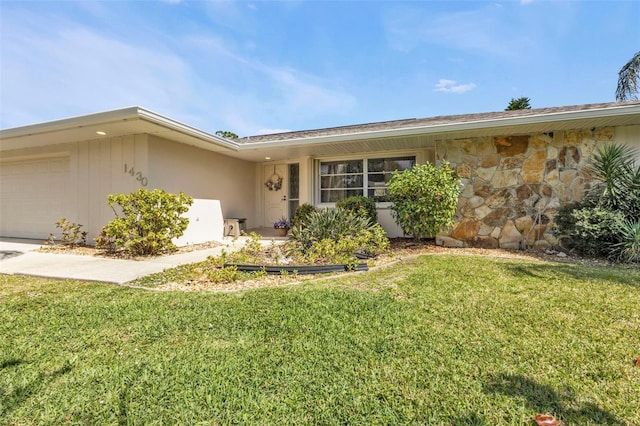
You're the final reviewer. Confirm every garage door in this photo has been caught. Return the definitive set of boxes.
[1,156,70,239]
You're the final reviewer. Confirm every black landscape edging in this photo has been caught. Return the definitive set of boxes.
[224,263,368,275]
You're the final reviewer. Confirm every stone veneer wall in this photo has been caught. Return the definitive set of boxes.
[434,127,615,250]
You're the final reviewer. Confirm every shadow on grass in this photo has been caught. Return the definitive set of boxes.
[117,363,147,426]
[484,373,624,425]
[0,360,74,419]
[500,262,639,288]
[0,358,23,369]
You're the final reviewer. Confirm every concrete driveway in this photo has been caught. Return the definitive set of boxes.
[0,237,248,285]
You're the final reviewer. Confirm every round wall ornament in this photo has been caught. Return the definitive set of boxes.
[264,166,283,191]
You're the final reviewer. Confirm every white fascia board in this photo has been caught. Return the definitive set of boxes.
[0,107,141,138]
[135,107,238,151]
[237,104,640,150]
[0,106,240,152]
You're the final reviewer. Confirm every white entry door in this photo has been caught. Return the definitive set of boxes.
[263,164,288,226]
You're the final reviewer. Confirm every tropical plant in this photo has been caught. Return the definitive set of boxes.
[388,162,461,239]
[95,188,193,256]
[589,143,640,219]
[612,219,640,263]
[616,51,640,101]
[336,195,377,223]
[288,208,389,261]
[505,97,532,111]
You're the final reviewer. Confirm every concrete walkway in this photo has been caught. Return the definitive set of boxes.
[0,237,261,284]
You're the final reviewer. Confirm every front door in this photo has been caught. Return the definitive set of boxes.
[263,164,288,227]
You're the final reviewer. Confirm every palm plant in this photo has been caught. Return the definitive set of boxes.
[590,143,639,216]
[613,219,640,263]
[616,51,640,101]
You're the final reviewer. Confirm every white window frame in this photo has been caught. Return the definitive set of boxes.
[316,153,417,207]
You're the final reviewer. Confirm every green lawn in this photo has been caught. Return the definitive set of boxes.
[1,255,639,425]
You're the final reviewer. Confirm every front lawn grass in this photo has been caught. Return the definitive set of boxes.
[1,255,639,425]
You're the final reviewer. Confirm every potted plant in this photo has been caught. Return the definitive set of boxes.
[274,217,291,237]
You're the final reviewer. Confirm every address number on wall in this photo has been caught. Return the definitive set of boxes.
[124,164,148,187]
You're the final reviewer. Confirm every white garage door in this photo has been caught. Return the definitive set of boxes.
[1,156,70,239]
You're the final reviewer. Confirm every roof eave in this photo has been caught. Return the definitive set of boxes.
[237,103,640,150]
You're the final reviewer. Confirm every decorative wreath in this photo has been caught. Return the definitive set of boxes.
[264,166,283,191]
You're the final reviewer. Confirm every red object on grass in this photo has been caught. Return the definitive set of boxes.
[534,414,561,426]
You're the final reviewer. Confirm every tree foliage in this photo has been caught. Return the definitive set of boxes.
[616,51,640,101]
[96,189,193,256]
[505,97,532,111]
[215,130,239,140]
[388,162,461,239]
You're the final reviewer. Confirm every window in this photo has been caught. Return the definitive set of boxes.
[319,156,415,203]
[288,163,299,218]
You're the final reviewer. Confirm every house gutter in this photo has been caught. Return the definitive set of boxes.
[236,104,640,150]
[0,106,239,152]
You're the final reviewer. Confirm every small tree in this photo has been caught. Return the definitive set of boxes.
[505,97,532,111]
[388,162,461,239]
[96,189,193,256]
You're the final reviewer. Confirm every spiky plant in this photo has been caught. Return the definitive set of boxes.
[613,220,640,263]
[590,143,640,217]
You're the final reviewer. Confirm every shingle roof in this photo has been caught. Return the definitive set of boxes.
[238,101,640,144]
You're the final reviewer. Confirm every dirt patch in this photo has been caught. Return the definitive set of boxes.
[386,238,630,268]
[39,240,222,260]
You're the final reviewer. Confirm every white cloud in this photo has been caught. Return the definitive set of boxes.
[384,6,536,57]
[521,0,535,4]
[0,10,356,136]
[434,79,476,94]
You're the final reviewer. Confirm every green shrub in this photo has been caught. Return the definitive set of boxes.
[288,208,389,264]
[45,218,87,247]
[95,189,193,256]
[388,162,461,239]
[554,143,640,262]
[555,205,626,259]
[336,196,377,223]
[292,203,317,228]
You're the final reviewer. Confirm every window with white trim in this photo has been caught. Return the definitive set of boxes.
[319,155,416,203]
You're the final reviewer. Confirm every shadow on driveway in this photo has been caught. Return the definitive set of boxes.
[0,250,24,261]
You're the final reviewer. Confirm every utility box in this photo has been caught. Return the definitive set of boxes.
[224,218,246,238]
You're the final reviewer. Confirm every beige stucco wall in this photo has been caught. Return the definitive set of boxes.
[435,125,639,250]
[0,135,147,240]
[147,136,256,228]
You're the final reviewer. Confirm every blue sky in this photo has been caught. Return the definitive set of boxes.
[1,1,638,136]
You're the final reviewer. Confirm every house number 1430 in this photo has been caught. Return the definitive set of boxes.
[124,164,148,187]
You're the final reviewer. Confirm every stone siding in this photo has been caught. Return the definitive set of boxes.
[435,128,614,250]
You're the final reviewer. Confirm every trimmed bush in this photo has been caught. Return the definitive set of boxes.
[95,189,193,256]
[292,203,317,228]
[336,196,377,223]
[388,162,461,239]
